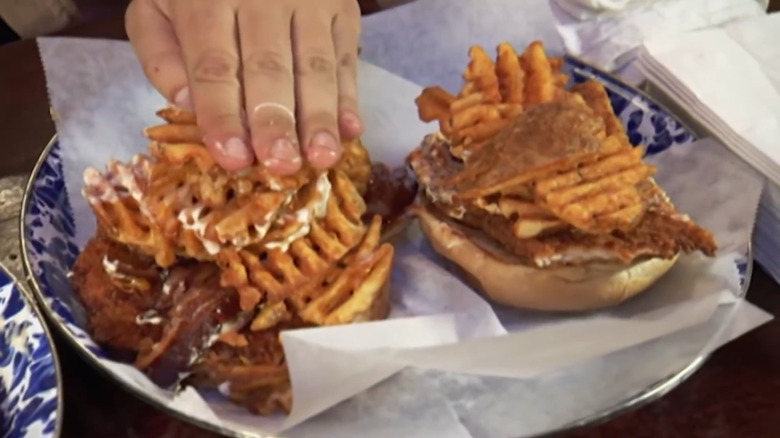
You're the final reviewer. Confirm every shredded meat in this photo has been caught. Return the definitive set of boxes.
[135,263,245,389]
[363,163,418,227]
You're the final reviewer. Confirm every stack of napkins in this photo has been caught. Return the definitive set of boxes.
[636,13,780,282]
[757,184,780,282]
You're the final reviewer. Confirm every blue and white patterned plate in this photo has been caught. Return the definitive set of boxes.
[21,57,750,437]
[0,267,62,438]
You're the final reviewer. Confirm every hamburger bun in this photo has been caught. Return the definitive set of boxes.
[416,206,679,312]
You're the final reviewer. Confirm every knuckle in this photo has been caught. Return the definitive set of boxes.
[298,52,336,79]
[339,95,359,111]
[302,111,338,131]
[192,50,239,84]
[338,51,357,70]
[200,111,242,128]
[243,49,292,80]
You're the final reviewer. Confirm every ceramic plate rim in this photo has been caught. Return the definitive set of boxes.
[0,263,65,438]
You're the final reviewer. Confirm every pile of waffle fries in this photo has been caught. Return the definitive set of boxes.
[77,108,394,414]
[415,42,572,159]
[413,41,669,242]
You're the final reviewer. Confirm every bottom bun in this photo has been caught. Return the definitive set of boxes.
[416,207,679,312]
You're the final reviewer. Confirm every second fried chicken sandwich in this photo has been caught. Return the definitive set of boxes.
[408,42,718,312]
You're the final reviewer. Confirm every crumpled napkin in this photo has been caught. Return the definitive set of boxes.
[549,0,768,71]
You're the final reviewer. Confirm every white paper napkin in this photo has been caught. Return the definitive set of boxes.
[635,12,780,290]
[550,0,767,71]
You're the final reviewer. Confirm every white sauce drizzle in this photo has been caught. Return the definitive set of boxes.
[268,179,283,192]
[101,255,119,274]
[263,173,331,253]
[135,309,164,326]
[82,155,153,216]
[83,167,118,203]
[177,206,221,255]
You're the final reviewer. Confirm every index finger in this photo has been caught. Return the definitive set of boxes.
[169,0,253,171]
[126,0,190,108]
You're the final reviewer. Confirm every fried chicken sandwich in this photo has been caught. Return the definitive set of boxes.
[408,41,718,311]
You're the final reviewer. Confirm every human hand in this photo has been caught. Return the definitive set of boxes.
[126,0,363,174]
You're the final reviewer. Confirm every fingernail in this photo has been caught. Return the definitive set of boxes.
[308,131,341,166]
[311,131,340,152]
[264,138,301,165]
[341,111,363,133]
[173,87,193,110]
[216,137,253,161]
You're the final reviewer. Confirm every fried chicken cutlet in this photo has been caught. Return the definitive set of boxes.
[71,232,299,414]
[412,128,716,269]
[70,229,164,352]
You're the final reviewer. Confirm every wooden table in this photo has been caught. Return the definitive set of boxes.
[2,4,780,438]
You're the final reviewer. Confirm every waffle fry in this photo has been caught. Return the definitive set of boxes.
[291,216,393,326]
[144,123,202,145]
[459,133,655,234]
[522,41,557,106]
[248,216,393,329]
[156,106,197,124]
[470,197,565,239]
[496,42,525,105]
[218,170,369,310]
[462,46,502,103]
[532,139,656,232]
[82,157,175,265]
[416,86,456,123]
[335,137,373,196]
[571,80,626,138]
[416,41,571,159]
